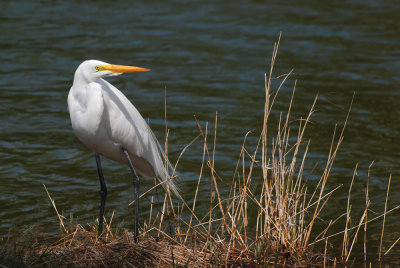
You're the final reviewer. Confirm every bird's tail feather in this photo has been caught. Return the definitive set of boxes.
[149,131,180,197]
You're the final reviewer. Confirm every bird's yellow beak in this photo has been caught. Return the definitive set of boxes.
[97,64,150,73]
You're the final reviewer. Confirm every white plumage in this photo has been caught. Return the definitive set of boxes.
[68,60,176,192]
[67,60,177,238]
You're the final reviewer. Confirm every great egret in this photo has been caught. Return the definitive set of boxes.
[68,60,177,241]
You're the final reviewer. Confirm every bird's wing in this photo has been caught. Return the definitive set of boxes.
[97,78,178,195]
[99,79,153,155]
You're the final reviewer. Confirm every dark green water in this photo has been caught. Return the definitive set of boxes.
[1,0,399,263]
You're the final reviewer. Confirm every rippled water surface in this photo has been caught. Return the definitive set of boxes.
[1,0,399,262]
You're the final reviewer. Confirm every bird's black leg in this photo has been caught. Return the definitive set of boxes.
[122,148,140,243]
[95,152,107,236]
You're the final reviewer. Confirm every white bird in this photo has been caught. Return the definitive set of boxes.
[68,60,177,241]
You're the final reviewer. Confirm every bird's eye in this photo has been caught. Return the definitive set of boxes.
[95,65,109,72]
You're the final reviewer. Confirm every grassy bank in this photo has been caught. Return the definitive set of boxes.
[2,37,399,267]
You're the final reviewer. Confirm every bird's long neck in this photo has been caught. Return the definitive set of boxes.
[68,78,105,137]
[70,75,103,111]
[72,70,91,89]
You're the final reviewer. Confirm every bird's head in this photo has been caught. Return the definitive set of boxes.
[75,60,150,83]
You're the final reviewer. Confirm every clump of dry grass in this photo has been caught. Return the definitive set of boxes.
[2,36,400,267]
[32,226,210,267]
[144,35,349,266]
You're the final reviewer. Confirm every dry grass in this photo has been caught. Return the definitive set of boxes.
[2,36,400,267]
